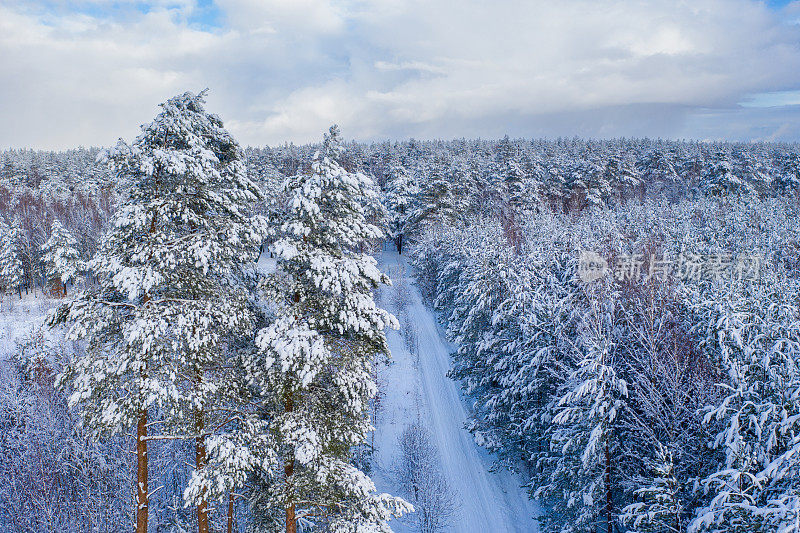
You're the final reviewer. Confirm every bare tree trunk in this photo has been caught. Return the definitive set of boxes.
[606,442,613,533]
[196,408,209,533]
[227,493,234,533]
[136,409,149,533]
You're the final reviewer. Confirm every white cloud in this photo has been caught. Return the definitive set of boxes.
[1,0,800,148]
[215,0,346,34]
[741,90,800,107]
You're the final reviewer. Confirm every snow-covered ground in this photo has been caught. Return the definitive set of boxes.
[373,248,540,533]
[0,292,59,360]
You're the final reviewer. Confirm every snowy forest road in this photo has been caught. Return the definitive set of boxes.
[373,249,540,533]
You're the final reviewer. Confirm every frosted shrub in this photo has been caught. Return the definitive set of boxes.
[393,423,459,533]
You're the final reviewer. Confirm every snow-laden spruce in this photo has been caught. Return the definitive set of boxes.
[41,219,83,295]
[51,90,266,533]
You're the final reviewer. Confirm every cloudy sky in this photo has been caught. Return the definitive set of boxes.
[2,0,800,149]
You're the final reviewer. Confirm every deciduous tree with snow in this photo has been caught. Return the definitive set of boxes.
[392,423,458,533]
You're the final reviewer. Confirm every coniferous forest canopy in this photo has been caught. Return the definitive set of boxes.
[3,91,800,533]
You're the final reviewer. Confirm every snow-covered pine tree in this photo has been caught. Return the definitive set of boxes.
[566,157,610,210]
[504,160,531,216]
[775,151,800,195]
[701,152,748,197]
[446,226,515,452]
[489,136,528,214]
[41,219,83,296]
[541,156,570,211]
[247,125,411,532]
[490,136,533,245]
[407,222,459,303]
[521,152,546,205]
[409,163,460,236]
[677,150,706,197]
[734,149,772,197]
[383,162,418,254]
[689,275,800,533]
[250,154,287,228]
[540,280,628,533]
[621,444,683,533]
[52,90,265,533]
[455,247,542,467]
[0,219,24,299]
[445,157,478,220]
[520,252,583,489]
[642,150,680,200]
[604,151,641,204]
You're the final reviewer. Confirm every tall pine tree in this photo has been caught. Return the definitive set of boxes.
[41,219,83,295]
[52,90,265,533]
[0,219,24,299]
[541,281,628,533]
[247,125,411,532]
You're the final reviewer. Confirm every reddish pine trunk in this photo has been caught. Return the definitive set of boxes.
[606,443,613,533]
[285,292,300,533]
[137,216,156,533]
[285,392,296,533]
[196,408,209,533]
[285,463,296,533]
[136,409,149,533]
[227,494,234,533]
